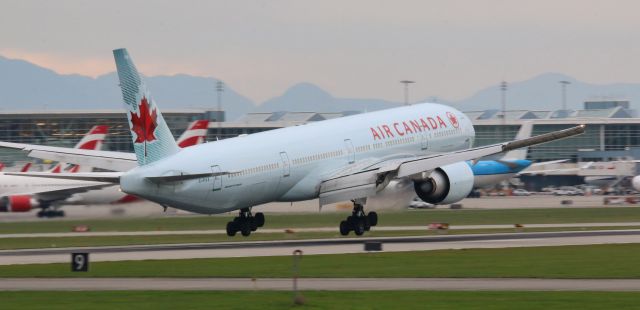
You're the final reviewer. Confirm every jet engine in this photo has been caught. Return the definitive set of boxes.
[632,175,640,192]
[413,161,474,204]
[0,195,39,212]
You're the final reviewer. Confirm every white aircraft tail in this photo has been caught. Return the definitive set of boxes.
[49,125,109,173]
[113,48,180,166]
[502,121,533,160]
[177,120,209,148]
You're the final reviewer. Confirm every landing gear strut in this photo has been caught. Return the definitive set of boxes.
[36,205,65,218]
[339,200,377,236]
[226,208,265,237]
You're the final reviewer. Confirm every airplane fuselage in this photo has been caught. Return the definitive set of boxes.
[121,103,475,214]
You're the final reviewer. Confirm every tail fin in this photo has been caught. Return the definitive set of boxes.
[74,125,109,150]
[502,121,533,160]
[48,125,110,173]
[113,48,179,166]
[20,163,31,172]
[177,120,209,148]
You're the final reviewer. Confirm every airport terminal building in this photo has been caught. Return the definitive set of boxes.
[1,100,639,171]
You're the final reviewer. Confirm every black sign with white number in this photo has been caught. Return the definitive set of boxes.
[71,253,89,272]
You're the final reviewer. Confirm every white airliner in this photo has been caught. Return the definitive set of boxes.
[2,49,584,235]
[0,120,209,217]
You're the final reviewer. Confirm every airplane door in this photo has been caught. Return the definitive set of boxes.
[344,139,355,164]
[421,132,429,150]
[211,165,222,192]
[280,152,290,177]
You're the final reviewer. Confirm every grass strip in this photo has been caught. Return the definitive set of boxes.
[2,244,640,279]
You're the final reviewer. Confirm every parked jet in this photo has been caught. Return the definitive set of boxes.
[2,49,585,235]
[0,120,209,217]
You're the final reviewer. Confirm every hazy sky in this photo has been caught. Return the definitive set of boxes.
[2,0,640,103]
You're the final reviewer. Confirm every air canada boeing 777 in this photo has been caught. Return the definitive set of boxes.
[3,49,585,236]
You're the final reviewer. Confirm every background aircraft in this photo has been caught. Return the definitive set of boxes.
[0,120,209,217]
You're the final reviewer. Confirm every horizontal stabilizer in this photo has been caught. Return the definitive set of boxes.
[146,171,230,184]
[4,172,122,183]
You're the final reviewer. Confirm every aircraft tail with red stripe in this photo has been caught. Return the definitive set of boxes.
[177,120,209,148]
[48,125,109,173]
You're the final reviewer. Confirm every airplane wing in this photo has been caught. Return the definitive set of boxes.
[3,171,123,183]
[0,141,137,172]
[3,183,115,202]
[319,125,585,205]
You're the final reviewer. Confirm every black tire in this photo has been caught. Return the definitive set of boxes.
[57,210,65,217]
[250,218,258,231]
[368,212,378,226]
[254,212,265,227]
[339,220,350,236]
[226,221,237,237]
[354,219,365,236]
[240,221,252,237]
[37,211,45,218]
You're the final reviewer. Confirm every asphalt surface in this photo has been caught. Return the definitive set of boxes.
[2,278,640,291]
[3,222,640,238]
[2,229,640,265]
[0,195,626,222]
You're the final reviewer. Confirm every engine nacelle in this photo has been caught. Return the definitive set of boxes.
[414,162,474,204]
[632,175,640,192]
[0,195,38,212]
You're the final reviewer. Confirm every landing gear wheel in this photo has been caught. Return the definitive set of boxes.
[37,211,45,218]
[240,221,252,237]
[254,212,265,227]
[227,208,264,237]
[353,219,365,236]
[226,221,238,236]
[368,212,378,226]
[339,220,350,236]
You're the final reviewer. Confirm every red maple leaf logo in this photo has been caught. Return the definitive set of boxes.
[130,97,158,143]
[447,112,459,128]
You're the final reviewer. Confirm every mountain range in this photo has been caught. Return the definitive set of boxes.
[1,55,638,120]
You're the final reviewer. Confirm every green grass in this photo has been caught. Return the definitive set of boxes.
[3,244,640,279]
[2,291,640,310]
[1,226,639,250]
[3,207,640,234]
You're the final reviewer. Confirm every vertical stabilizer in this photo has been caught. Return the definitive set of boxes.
[113,48,180,166]
[502,121,533,160]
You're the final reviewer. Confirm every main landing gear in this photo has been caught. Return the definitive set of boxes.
[36,204,65,218]
[226,207,265,237]
[339,200,378,236]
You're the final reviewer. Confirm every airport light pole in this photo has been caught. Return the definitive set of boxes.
[559,80,571,111]
[500,81,508,141]
[216,81,224,139]
[400,80,415,106]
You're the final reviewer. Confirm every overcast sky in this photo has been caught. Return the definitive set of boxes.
[1,0,639,103]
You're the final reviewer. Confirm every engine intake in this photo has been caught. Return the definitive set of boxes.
[414,162,474,204]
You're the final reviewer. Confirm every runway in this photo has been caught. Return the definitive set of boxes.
[2,229,640,265]
[2,222,640,238]
[2,278,640,291]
